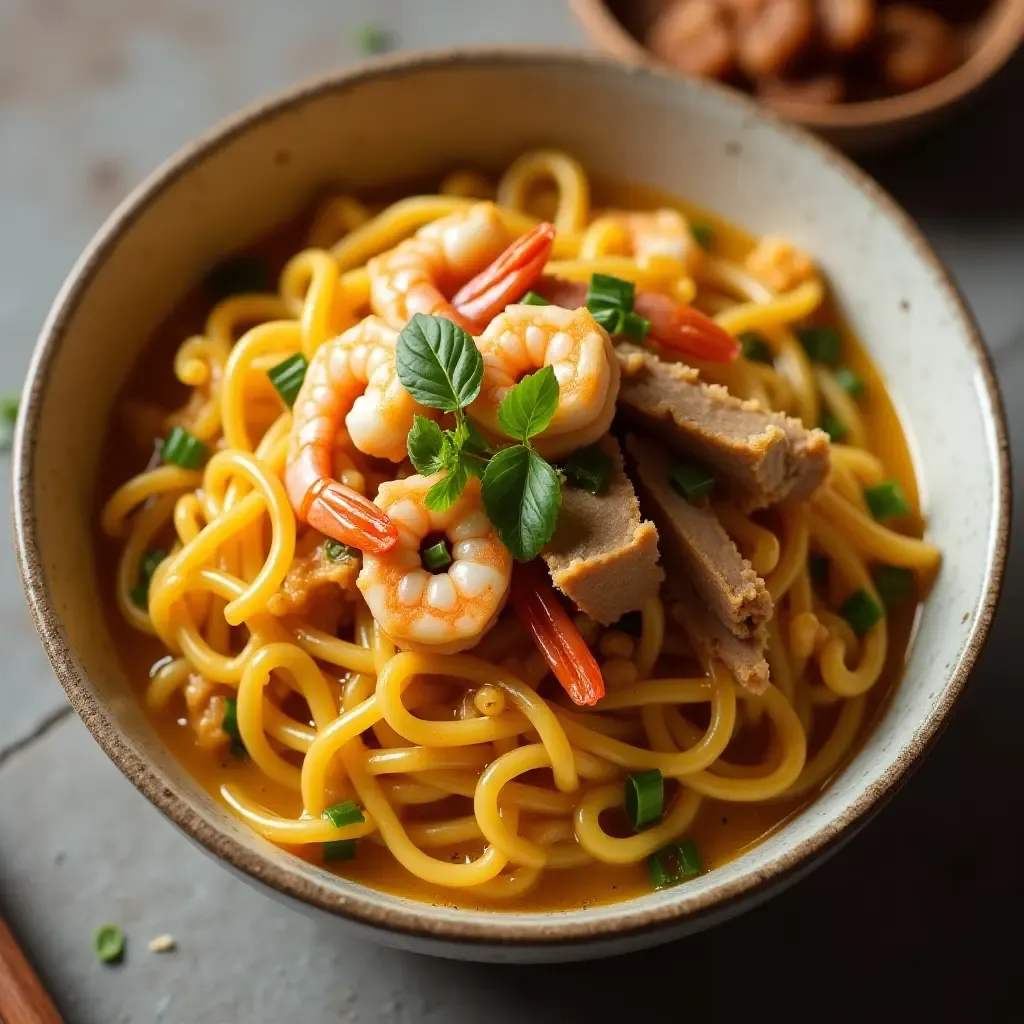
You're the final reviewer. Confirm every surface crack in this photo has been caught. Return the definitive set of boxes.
[0,704,74,772]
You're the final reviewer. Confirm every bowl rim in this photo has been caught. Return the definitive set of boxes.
[11,46,1011,949]
[569,0,1024,129]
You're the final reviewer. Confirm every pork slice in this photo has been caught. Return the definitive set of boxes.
[626,433,772,639]
[616,342,830,509]
[543,435,663,625]
[664,576,770,694]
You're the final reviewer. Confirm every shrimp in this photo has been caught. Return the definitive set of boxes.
[285,316,414,553]
[606,208,702,270]
[529,276,739,364]
[369,202,517,333]
[357,475,512,654]
[470,304,620,460]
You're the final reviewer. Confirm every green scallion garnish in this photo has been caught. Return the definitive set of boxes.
[1,396,18,424]
[690,223,714,251]
[93,923,126,965]
[520,291,550,306]
[323,839,358,862]
[161,425,208,469]
[221,697,247,758]
[739,332,773,364]
[834,366,865,398]
[130,548,167,608]
[355,23,390,55]
[797,325,842,367]
[563,445,614,496]
[586,273,636,312]
[620,310,651,342]
[267,353,308,407]
[422,540,452,571]
[205,256,270,301]
[808,554,829,587]
[820,412,847,443]
[647,839,703,890]
[590,305,624,335]
[324,539,358,562]
[839,589,883,637]
[625,770,664,830]
[668,461,715,503]
[321,800,365,829]
[873,565,914,609]
[864,480,910,520]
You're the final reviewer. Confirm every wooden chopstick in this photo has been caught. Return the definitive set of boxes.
[0,915,64,1024]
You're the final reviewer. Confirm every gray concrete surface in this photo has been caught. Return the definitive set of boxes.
[1,1,1020,1021]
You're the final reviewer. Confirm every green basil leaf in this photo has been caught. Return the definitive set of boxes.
[460,417,491,455]
[424,463,469,511]
[396,313,483,412]
[482,445,561,561]
[496,366,559,442]
[407,415,446,475]
[460,448,489,479]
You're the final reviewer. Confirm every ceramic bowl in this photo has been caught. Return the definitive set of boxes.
[12,49,1009,963]
[570,0,1024,152]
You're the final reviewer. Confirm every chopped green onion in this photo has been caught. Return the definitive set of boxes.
[355,23,390,54]
[625,770,664,830]
[620,310,651,342]
[585,273,636,313]
[808,554,829,587]
[520,291,550,306]
[839,589,883,637]
[563,445,613,495]
[797,325,842,367]
[422,540,452,571]
[739,332,773,364]
[324,539,358,562]
[161,425,208,469]
[864,480,910,520]
[873,565,914,609]
[616,611,643,637]
[668,461,715,503]
[590,305,624,335]
[820,412,847,443]
[205,256,270,301]
[267,353,308,407]
[221,697,247,758]
[323,839,358,862]
[93,923,125,965]
[647,839,703,890]
[834,366,865,398]
[321,800,365,829]
[1,396,18,423]
[690,223,715,251]
[130,548,167,608]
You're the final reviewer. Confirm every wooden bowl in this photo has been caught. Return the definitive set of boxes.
[570,0,1024,151]
[12,49,1009,961]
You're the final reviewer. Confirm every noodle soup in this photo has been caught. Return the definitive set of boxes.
[96,153,939,912]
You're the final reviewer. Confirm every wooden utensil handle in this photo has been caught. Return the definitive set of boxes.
[0,916,64,1024]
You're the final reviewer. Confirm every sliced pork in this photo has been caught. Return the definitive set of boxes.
[617,342,830,510]
[626,434,772,639]
[543,435,663,625]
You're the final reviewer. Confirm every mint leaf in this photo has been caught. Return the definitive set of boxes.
[407,415,446,474]
[460,448,489,479]
[425,462,469,511]
[482,444,561,561]
[396,313,483,412]
[496,366,559,442]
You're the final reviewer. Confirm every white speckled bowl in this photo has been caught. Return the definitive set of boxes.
[12,50,1009,962]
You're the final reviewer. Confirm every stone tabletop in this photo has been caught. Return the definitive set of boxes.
[0,2,1019,1021]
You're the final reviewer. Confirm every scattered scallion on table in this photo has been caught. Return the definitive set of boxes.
[625,770,664,830]
[93,923,126,965]
[355,23,391,55]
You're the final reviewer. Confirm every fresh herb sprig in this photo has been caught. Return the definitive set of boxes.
[396,313,562,562]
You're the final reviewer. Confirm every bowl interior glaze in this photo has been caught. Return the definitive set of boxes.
[13,50,1008,962]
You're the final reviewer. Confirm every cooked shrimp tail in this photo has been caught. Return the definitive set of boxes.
[286,448,398,554]
[452,222,555,324]
[510,560,604,707]
[534,275,739,364]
